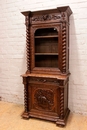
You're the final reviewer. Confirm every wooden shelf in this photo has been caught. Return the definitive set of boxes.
[35,35,58,38]
[35,53,58,55]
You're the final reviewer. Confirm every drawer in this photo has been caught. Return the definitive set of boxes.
[28,77,59,85]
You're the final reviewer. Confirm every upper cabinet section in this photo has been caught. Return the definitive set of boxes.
[21,6,72,25]
[21,6,72,75]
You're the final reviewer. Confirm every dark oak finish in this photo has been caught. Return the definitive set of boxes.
[21,6,72,127]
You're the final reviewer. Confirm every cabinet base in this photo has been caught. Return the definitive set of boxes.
[56,108,70,126]
[21,108,70,127]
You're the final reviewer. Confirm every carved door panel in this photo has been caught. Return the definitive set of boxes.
[28,83,60,117]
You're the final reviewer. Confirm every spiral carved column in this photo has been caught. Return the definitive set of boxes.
[60,88,64,119]
[25,16,30,73]
[24,84,28,113]
[62,22,66,73]
[22,77,29,119]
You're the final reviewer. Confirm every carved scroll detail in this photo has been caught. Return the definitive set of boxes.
[60,88,64,119]
[34,89,54,111]
[25,16,30,73]
[62,22,66,73]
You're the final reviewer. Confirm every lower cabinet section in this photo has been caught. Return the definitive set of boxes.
[28,83,60,120]
[22,76,70,127]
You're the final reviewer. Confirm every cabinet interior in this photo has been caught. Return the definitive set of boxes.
[35,28,59,68]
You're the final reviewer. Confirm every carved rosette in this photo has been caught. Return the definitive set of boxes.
[62,22,66,73]
[25,16,30,73]
[60,88,64,119]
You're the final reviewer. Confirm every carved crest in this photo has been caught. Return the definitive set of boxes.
[31,14,61,22]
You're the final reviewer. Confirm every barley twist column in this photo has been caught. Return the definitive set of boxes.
[60,88,64,119]
[25,16,30,74]
[62,22,66,73]
[22,77,29,119]
[24,83,28,113]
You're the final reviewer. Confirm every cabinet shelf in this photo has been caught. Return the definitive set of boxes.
[35,35,58,38]
[35,53,58,55]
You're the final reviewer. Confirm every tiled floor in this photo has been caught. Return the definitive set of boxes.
[0,101,87,130]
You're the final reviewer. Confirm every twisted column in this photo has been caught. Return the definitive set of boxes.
[60,88,64,119]
[25,16,30,73]
[24,84,28,112]
[62,23,66,73]
[21,77,29,119]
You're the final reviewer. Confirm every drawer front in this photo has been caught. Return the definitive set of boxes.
[28,77,59,85]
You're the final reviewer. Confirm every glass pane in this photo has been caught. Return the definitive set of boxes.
[34,28,58,68]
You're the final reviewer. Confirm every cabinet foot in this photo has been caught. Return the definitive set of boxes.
[21,111,30,119]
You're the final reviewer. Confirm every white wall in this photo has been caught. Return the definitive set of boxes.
[0,0,87,115]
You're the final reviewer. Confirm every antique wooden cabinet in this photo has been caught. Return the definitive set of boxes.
[21,6,72,126]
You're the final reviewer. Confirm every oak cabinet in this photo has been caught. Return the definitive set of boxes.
[21,6,72,126]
